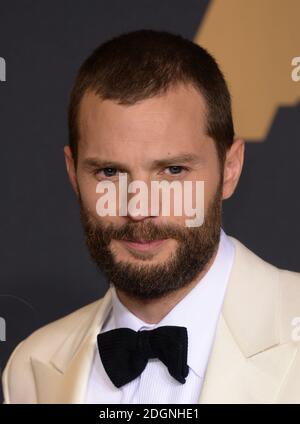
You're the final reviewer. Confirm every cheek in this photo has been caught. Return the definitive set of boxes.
[198,168,221,213]
[76,173,102,217]
[203,180,218,212]
[77,175,127,227]
[185,177,219,218]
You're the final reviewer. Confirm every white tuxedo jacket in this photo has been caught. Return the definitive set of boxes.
[2,236,300,404]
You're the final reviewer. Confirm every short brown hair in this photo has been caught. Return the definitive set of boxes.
[68,29,234,167]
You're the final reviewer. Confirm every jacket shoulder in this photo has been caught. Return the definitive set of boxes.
[229,235,300,283]
[1,295,106,403]
[17,296,104,354]
[229,235,300,343]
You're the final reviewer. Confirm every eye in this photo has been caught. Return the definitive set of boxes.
[164,165,188,175]
[95,167,118,177]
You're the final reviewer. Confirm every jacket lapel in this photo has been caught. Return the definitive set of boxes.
[198,236,295,403]
[31,288,113,403]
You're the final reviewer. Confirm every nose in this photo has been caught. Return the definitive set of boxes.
[125,174,156,221]
[126,188,153,222]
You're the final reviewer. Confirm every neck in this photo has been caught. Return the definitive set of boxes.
[114,244,219,324]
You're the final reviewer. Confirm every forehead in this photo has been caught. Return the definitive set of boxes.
[77,83,210,158]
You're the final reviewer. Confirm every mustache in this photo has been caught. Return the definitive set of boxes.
[84,218,191,244]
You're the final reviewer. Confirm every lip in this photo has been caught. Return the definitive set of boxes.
[120,239,167,252]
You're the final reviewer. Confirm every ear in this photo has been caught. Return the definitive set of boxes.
[222,138,245,200]
[64,145,79,196]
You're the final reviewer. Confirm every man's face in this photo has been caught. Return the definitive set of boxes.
[65,83,232,300]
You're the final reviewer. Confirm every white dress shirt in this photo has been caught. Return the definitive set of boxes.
[85,228,235,404]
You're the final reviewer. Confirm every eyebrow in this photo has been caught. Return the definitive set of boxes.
[149,154,202,169]
[82,158,128,171]
[82,153,202,171]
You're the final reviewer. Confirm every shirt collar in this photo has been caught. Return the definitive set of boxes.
[110,228,235,378]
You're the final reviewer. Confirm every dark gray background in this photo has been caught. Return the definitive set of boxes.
[0,0,299,403]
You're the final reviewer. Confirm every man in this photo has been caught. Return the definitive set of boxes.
[2,29,300,404]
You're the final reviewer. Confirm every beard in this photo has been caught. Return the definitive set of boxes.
[79,180,223,301]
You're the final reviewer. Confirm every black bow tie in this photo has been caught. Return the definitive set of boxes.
[97,325,189,388]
